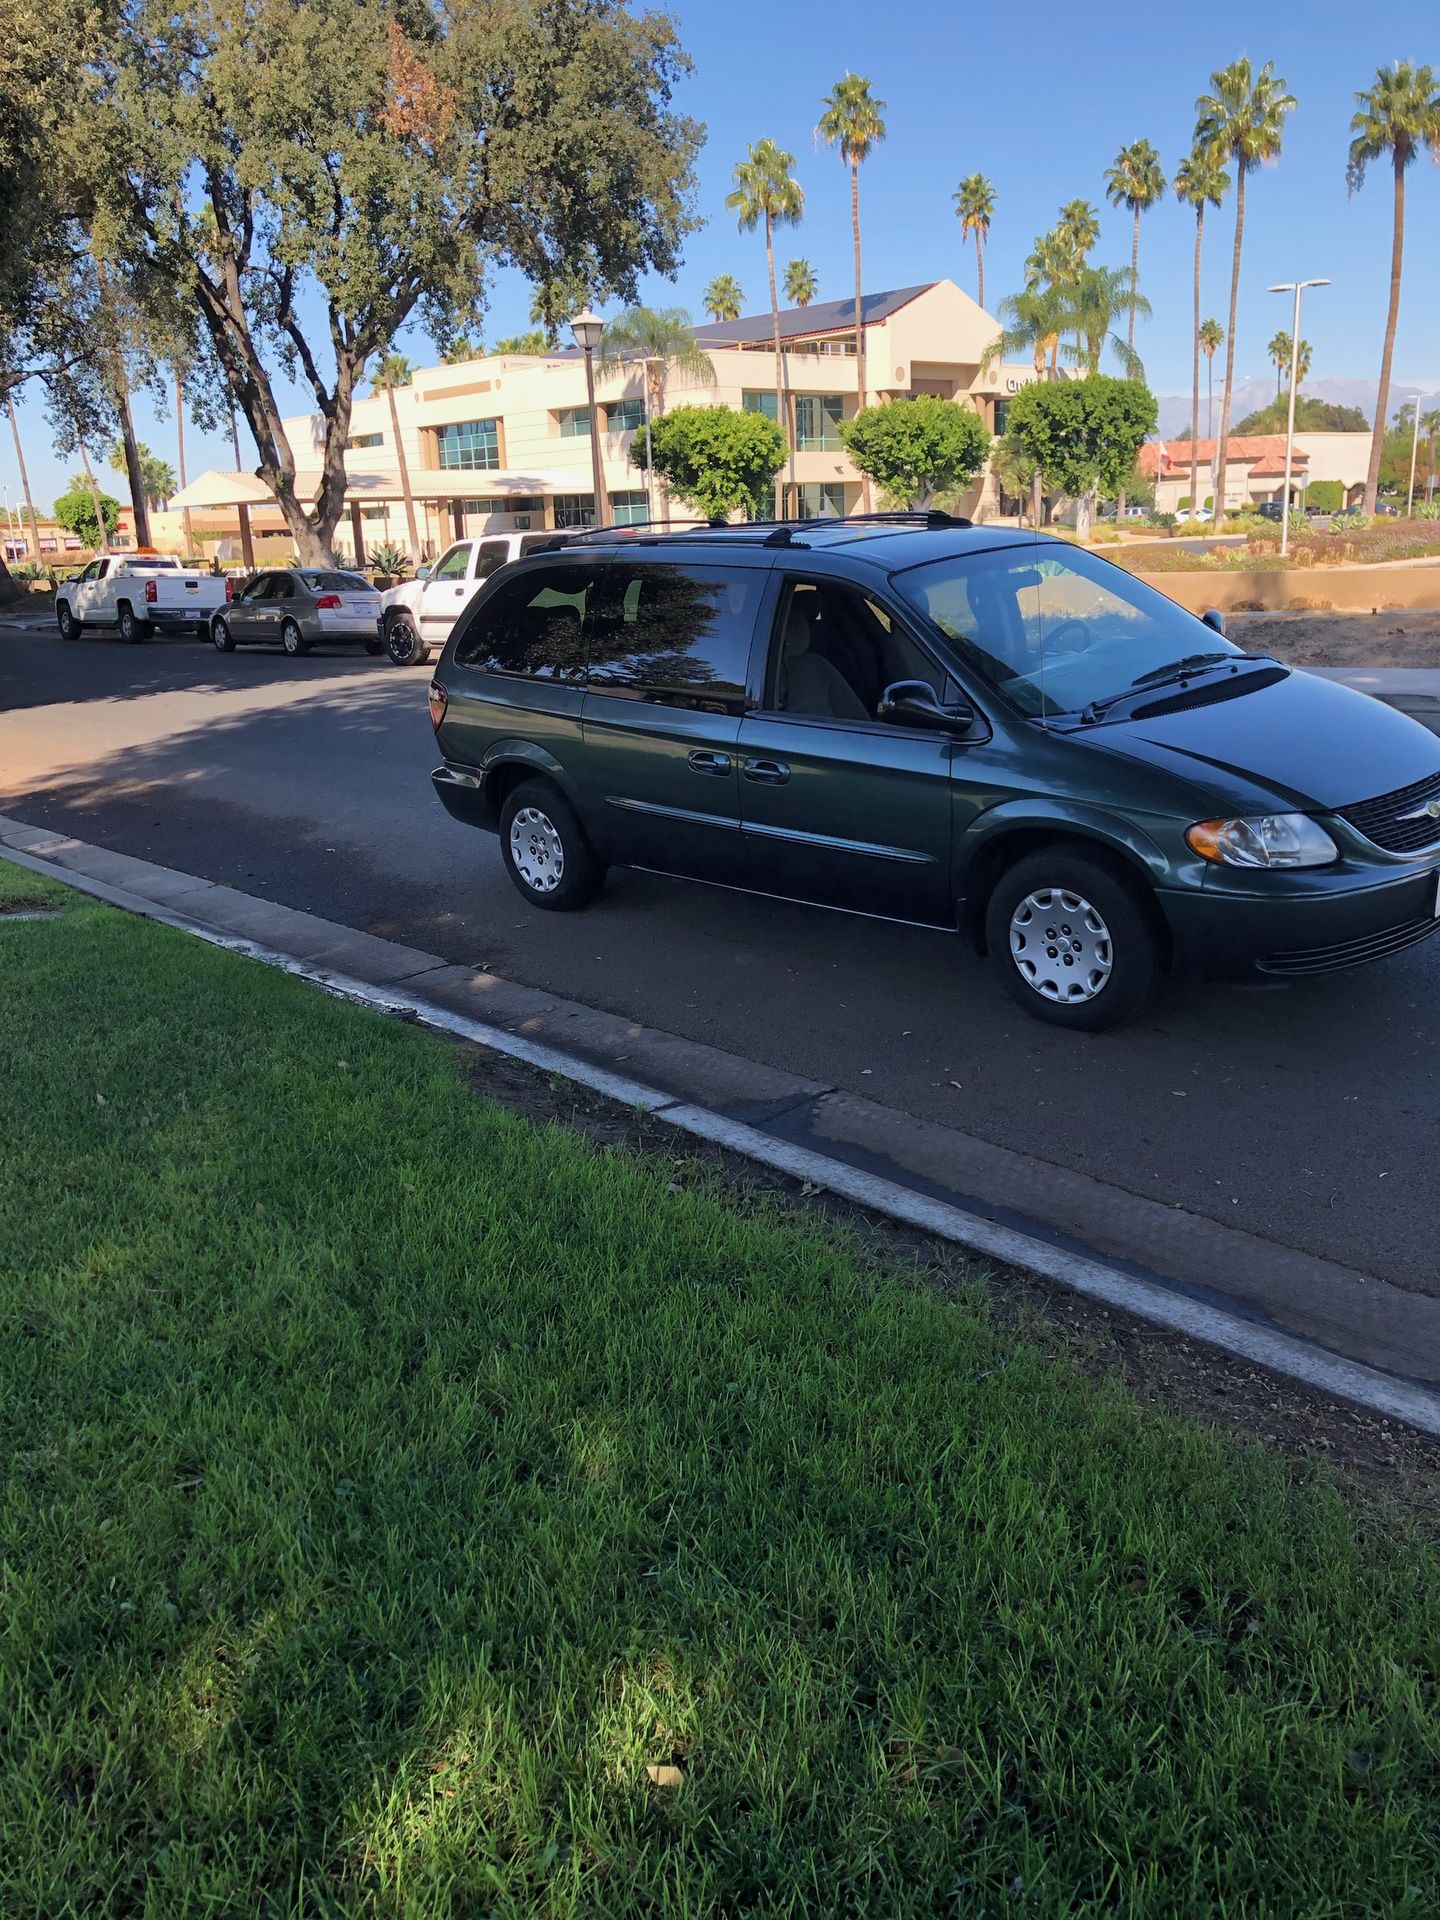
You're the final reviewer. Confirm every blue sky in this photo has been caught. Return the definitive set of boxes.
[9,0,1439,516]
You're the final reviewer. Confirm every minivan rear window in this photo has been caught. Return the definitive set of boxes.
[587,563,763,713]
[453,563,597,677]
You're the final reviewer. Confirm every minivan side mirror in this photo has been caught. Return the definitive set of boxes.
[878,679,976,731]
[1201,608,1227,635]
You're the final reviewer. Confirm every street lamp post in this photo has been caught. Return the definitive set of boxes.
[1404,388,1439,518]
[569,309,609,529]
[1267,279,1329,559]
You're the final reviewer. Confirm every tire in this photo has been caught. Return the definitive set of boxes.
[498,779,606,913]
[56,602,80,640]
[984,847,1163,1033]
[281,618,309,658]
[211,614,236,653]
[117,601,147,644]
[384,611,430,667]
[363,635,384,656]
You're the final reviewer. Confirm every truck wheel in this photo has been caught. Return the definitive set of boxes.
[117,602,147,644]
[385,612,430,667]
[363,636,384,656]
[56,603,81,641]
[985,848,1164,1033]
[281,618,309,658]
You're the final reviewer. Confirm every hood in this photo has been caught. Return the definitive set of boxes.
[1089,667,1440,813]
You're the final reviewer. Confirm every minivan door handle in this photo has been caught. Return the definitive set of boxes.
[741,757,790,785]
[687,749,732,775]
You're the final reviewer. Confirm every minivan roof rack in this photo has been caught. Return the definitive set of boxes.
[524,508,972,554]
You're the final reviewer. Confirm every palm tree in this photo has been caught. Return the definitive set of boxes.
[5,387,40,560]
[1198,318,1224,445]
[982,283,1070,384]
[1057,198,1100,265]
[494,331,551,355]
[1024,228,1081,375]
[1060,266,1150,377]
[172,364,194,556]
[784,258,818,307]
[818,75,886,403]
[369,350,421,562]
[727,139,805,512]
[1194,58,1298,525]
[702,274,744,324]
[441,336,481,364]
[599,307,717,525]
[1424,407,1440,503]
[1347,62,1440,515]
[1104,141,1166,360]
[1267,330,1312,396]
[952,173,997,309]
[108,441,177,509]
[1174,149,1230,519]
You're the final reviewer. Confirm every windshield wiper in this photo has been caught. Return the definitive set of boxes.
[1077,652,1277,726]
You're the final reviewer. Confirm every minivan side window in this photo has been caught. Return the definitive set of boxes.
[763,578,945,723]
[587,563,764,714]
[432,544,472,582]
[453,563,598,677]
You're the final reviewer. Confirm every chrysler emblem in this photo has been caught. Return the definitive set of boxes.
[1396,797,1440,823]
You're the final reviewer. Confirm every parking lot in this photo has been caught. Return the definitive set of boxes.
[4,612,1438,1301]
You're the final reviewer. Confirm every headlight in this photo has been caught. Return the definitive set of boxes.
[1186,814,1339,869]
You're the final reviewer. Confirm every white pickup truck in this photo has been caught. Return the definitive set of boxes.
[377,529,572,667]
[55,554,230,644]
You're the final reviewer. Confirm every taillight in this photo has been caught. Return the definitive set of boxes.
[225,576,234,602]
[144,579,157,603]
[428,679,448,731]
[314,593,342,610]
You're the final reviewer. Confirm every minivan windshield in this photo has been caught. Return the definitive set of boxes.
[892,542,1243,719]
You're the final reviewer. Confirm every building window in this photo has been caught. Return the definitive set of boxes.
[347,430,384,449]
[797,482,847,520]
[552,493,596,529]
[610,491,649,526]
[991,400,1010,437]
[743,391,779,422]
[795,394,845,451]
[556,406,592,439]
[361,506,388,521]
[606,399,645,434]
[435,419,500,470]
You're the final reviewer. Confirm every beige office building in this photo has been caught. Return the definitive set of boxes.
[165,280,1044,561]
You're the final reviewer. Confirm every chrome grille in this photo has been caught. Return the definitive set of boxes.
[1338,770,1440,855]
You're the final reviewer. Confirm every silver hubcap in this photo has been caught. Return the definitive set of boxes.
[283,625,298,652]
[1009,887,1114,1004]
[509,807,564,894]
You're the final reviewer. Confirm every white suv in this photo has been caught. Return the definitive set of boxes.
[378,530,573,666]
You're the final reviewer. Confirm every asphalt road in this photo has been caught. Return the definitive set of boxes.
[4,617,1438,1298]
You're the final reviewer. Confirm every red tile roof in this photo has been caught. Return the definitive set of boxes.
[1138,435,1310,478]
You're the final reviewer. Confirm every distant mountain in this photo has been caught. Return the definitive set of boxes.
[1151,376,1423,441]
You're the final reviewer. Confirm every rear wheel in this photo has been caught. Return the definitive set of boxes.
[211,614,236,652]
[499,780,606,912]
[363,635,384,656]
[281,617,309,658]
[385,611,430,667]
[56,603,80,640]
[985,848,1163,1032]
[117,601,147,644]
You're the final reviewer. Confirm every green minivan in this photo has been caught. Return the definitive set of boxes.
[428,518,1440,1031]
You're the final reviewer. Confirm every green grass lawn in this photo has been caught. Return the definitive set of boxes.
[3,863,1438,1917]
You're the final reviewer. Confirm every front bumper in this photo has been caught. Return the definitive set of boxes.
[1160,862,1440,978]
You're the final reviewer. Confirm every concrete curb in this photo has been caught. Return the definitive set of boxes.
[4,816,1440,1439]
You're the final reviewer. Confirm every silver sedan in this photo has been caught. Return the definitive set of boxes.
[209,568,384,657]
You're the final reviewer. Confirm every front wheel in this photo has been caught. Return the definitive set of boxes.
[56,603,80,640]
[211,614,236,652]
[385,612,430,667]
[281,618,309,658]
[499,780,606,912]
[985,848,1164,1032]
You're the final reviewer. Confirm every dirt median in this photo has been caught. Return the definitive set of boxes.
[1228,608,1440,668]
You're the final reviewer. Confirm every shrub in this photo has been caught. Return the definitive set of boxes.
[1414,501,1440,522]
[1177,495,1191,511]
[1331,507,1369,532]
[368,541,410,575]
[1304,479,1343,512]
